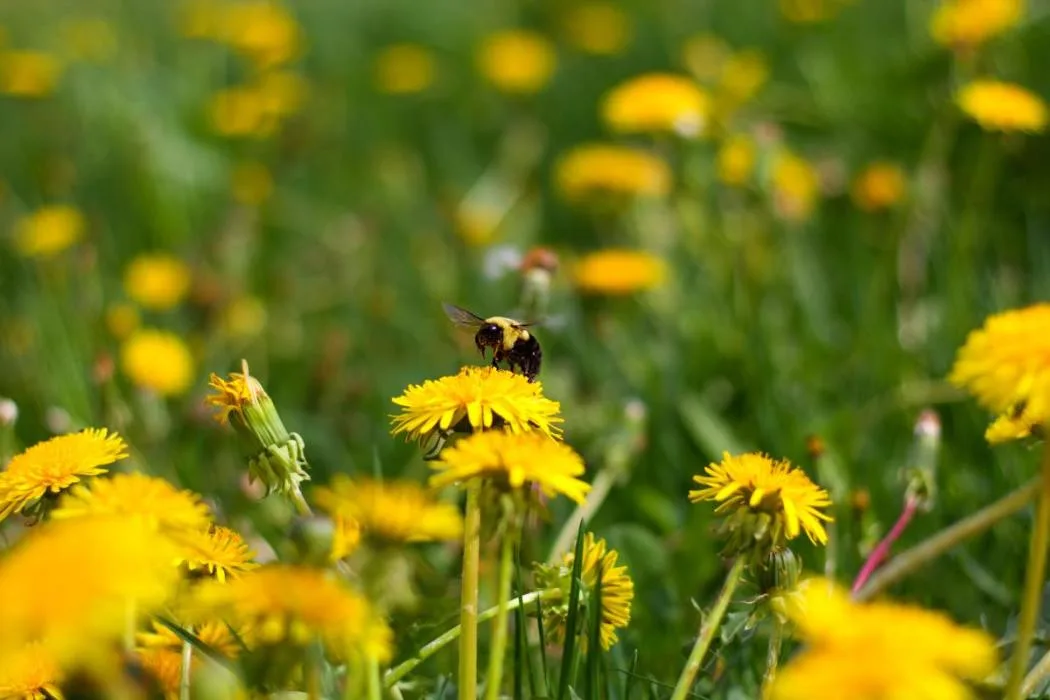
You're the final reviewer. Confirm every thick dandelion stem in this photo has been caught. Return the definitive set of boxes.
[366,655,382,700]
[669,556,747,700]
[384,589,561,688]
[179,640,193,700]
[854,477,1040,602]
[459,482,483,700]
[290,486,313,516]
[1004,442,1050,700]
[484,530,518,700]
[762,619,784,693]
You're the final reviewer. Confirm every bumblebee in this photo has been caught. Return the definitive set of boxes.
[443,302,542,382]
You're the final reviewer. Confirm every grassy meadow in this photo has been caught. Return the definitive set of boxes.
[1,0,1050,698]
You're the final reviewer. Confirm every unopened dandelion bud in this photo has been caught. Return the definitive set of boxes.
[519,247,558,322]
[0,398,17,426]
[905,409,940,510]
[758,547,801,595]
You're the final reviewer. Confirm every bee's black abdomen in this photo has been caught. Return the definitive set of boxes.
[509,335,543,382]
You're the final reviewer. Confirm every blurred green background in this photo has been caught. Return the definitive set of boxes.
[1,0,1049,693]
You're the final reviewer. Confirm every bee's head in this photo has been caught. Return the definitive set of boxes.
[476,324,504,350]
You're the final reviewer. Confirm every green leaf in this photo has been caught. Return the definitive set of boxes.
[557,521,587,700]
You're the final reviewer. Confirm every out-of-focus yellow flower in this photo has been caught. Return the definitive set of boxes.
[313,475,463,546]
[433,430,590,503]
[931,0,1022,48]
[123,254,192,311]
[779,0,848,23]
[374,43,436,94]
[769,578,998,700]
[718,49,768,105]
[180,0,224,39]
[717,134,756,186]
[0,428,128,523]
[476,30,556,94]
[135,648,181,699]
[219,1,301,69]
[555,144,672,202]
[690,452,833,547]
[681,33,730,84]
[231,160,274,205]
[52,472,212,534]
[188,565,392,661]
[332,515,362,561]
[173,525,258,582]
[120,329,195,396]
[220,296,268,338]
[562,2,632,55]
[207,86,278,138]
[0,51,62,98]
[105,302,140,339]
[573,249,667,295]
[771,150,820,222]
[60,18,118,63]
[12,205,85,258]
[0,517,181,664]
[255,69,308,116]
[0,643,63,699]
[957,80,1047,133]
[949,303,1050,443]
[601,73,710,137]
[391,366,564,444]
[851,161,907,212]
[138,618,245,660]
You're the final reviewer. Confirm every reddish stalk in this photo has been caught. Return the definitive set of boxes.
[851,495,920,595]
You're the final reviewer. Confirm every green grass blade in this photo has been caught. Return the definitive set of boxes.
[556,522,587,700]
[623,650,638,700]
[534,582,551,697]
[154,615,238,671]
[586,560,603,699]
[514,544,535,700]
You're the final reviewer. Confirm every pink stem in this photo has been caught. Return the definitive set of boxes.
[851,495,920,595]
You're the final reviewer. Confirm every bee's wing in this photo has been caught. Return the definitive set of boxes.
[442,302,487,328]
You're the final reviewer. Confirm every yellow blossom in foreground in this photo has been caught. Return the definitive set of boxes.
[391,366,563,443]
[231,160,274,205]
[173,525,258,582]
[218,1,301,69]
[851,161,907,212]
[374,43,436,94]
[0,643,62,699]
[0,51,62,98]
[717,134,756,186]
[771,151,820,222]
[313,475,463,545]
[602,73,710,137]
[931,0,1022,48]
[769,578,998,700]
[432,430,590,503]
[188,565,392,661]
[690,451,832,545]
[562,2,632,55]
[105,302,140,339]
[573,249,667,296]
[0,516,181,663]
[123,254,192,311]
[957,80,1047,133]
[476,30,556,94]
[0,428,128,523]
[12,205,85,258]
[949,303,1050,442]
[120,329,195,396]
[681,33,729,84]
[52,472,211,534]
[555,144,672,202]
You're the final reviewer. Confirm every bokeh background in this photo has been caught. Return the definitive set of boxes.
[1,0,1049,693]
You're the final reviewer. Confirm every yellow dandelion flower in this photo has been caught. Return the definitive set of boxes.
[12,205,84,259]
[0,428,128,523]
[136,648,181,700]
[562,2,632,56]
[219,1,301,69]
[313,475,463,545]
[123,254,192,311]
[206,86,277,139]
[555,144,672,202]
[718,49,768,105]
[254,69,308,117]
[0,516,181,663]
[601,73,710,137]
[548,533,634,649]
[188,565,392,661]
[60,18,119,64]
[573,249,667,296]
[52,472,212,534]
[374,43,436,95]
[220,296,268,338]
[206,370,266,425]
[851,161,907,212]
[105,302,140,339]
[681,33,729,84]
[332,514,362,561]
[957,79,1047,133]
[173,525,258,582]
[931,0,1023,49]
[0,51,62,98]
[769,578,998,700]
[390,366,563,444]
[120,329,195,396]
[231,160,274,205]
[138,618,244,659]
[432,430,590,504]
[476,30,556,95]
[0,643,62,700]
[771,151,820,222]
[949,303,1050,441]
[689,451,833,546]
[717,134,756,187]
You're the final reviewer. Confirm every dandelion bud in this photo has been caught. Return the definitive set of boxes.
[519,247,559,322]
[757,547,801,595]
[905,408,940,510]
[0,398,17,426]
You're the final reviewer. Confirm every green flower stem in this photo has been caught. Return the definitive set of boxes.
[547,468,617,564]
[854,476,1040,602]
[484,529,518,700]
[384,589,562,688]
[1022,646,1050,698]
[458,481,482,700]
[669,556,747,700]
[179,640,192,700]
[290,486,313,516]
[762,619,784,693]
[367,655,382,700]
[1004,442,1050,700]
